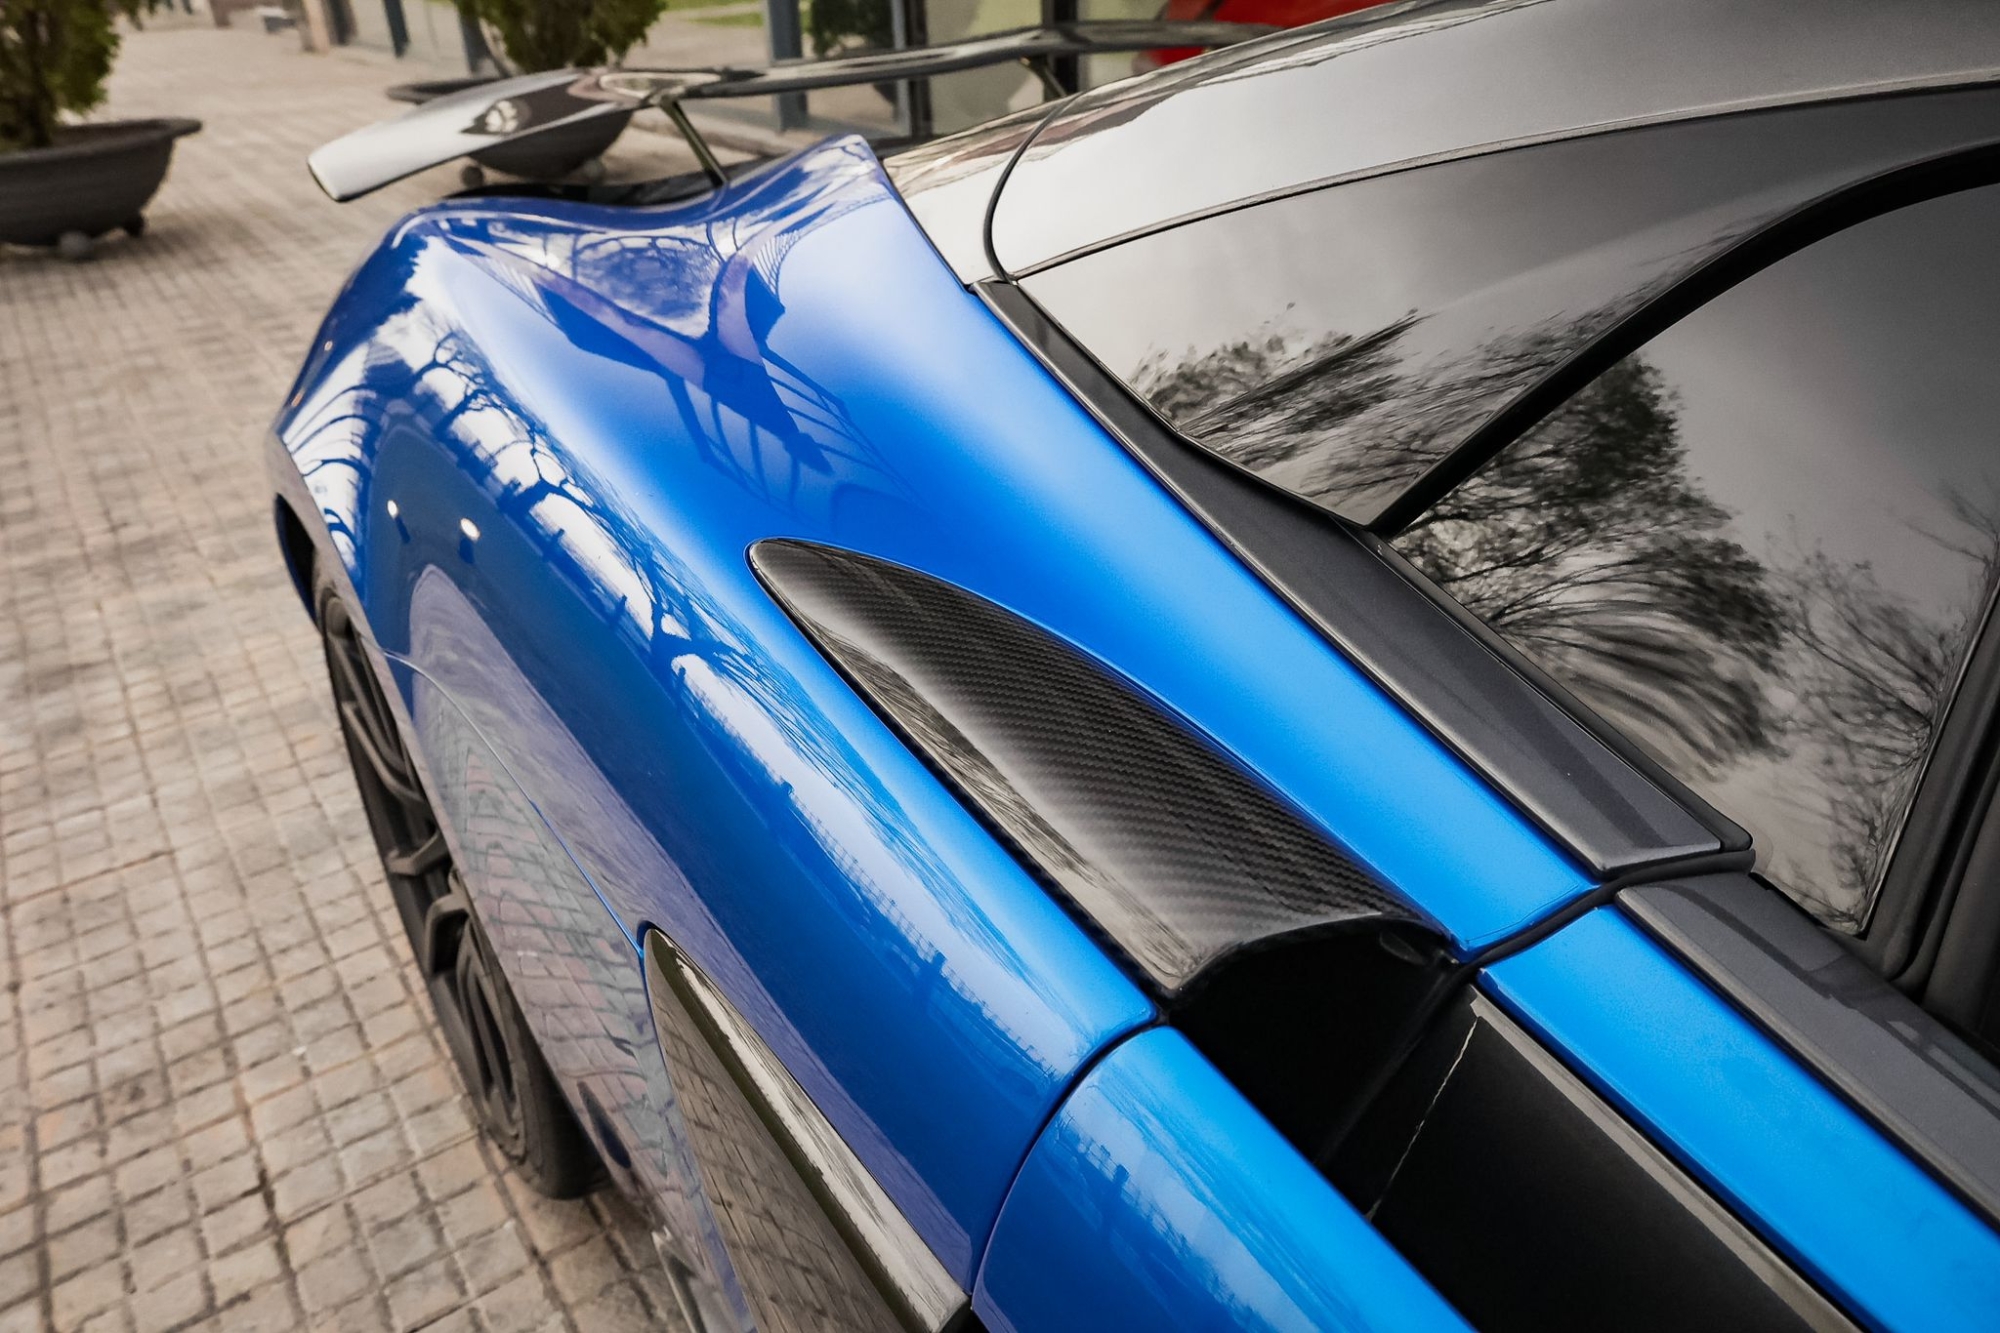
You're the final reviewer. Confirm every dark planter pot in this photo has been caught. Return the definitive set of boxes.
[387,78,630,182]
[0,118,202,254]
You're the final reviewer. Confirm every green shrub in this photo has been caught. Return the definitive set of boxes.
[0,0,152,152]
[807,0,891,57]
[456,0,669,71]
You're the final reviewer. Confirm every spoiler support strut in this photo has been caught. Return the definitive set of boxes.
[306,20,1274,202]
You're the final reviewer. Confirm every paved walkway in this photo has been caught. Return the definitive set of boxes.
[0,26,701,1333]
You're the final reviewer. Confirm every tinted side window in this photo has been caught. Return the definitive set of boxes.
[1394,184,2000,931]
[1023,88,2000,525]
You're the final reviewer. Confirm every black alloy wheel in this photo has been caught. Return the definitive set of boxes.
[319,592,451,951]
[318,584,600,1196]
[452,905,527,1156]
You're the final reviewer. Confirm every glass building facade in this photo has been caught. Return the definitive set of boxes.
[318,0,1160,139]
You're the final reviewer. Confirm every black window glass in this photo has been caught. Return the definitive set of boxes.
[1395,183,2000,931]
[1023,89,2000,525]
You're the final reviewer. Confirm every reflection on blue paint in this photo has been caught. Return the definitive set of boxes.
[270,131,1582,1293]
[276,142,1157,1286]
[1485,908,2000,1333]
[279,138,1586,959]
[978,1028,1470,1333]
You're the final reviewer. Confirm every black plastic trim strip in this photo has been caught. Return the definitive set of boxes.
[1305,844,1753,1169]
[1622,876,2000,1231]
[980,94,1073,282]
[975,279,1733,878]
[642,930,967,1332]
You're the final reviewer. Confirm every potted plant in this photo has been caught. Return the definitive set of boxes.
[387,0,665,185]
[0,0,200,258]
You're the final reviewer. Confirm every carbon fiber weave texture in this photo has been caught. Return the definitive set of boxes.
[752,540,1415,993]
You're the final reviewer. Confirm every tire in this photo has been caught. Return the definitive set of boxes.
[316,580,602,1197]
[445,906,603,1196]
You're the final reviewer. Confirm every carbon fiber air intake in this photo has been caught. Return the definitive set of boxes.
[750,539,1423,997]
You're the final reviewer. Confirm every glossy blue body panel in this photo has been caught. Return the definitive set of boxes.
[282,136,1585,951]
[276,117,2000,1327]
[395,651,753,1329]
[276,151,1154,1290]
[272,134,1593,1289]
[263,116,2000,1326]
[1485,908,2000,1333]
[976,1028,1472,1333]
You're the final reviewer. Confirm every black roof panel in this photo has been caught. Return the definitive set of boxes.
[989,0,2000,274]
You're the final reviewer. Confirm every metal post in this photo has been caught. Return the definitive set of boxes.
[298,0,334,51]
[766,0,808,130]
[665,100,731,188]
[459,10,499,75]
[895,0,930,140]
[382,0,410,57]
[1043,0,1080,93]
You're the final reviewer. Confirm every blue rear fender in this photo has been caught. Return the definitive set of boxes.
[270,133,1583,1297]
[274,142,1154,1288]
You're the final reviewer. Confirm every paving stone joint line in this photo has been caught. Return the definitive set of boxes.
[2,24,702,1333]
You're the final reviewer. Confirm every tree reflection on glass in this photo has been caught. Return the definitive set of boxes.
[1393,347,1996,929]
[1400,355,1792,780]
[1776,498,2000,924]
[1135,265,2000,930]
[1137,318,1412,472]
[1132,307,1635,521]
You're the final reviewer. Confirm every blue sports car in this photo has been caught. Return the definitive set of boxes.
[273,1,2000,1328]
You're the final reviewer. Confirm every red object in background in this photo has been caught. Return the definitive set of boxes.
[1139,0,1386,69]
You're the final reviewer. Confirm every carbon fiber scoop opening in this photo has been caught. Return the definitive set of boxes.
[751,539,1421,995]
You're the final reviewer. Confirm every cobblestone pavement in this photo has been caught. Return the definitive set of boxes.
[0,26,705,1333]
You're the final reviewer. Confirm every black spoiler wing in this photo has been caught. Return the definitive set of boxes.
[307,20,1271,202]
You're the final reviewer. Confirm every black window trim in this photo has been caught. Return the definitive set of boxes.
[1920,753,2000,1048]
[1865,576,2000,983]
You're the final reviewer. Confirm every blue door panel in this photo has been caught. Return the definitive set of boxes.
[395,654,750,1327]
[373,391,1149,1283]
[976,1028,1471,1333]
[1484,907,2000,1333]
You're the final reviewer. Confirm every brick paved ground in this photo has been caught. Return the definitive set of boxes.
[0,25,705,1333]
